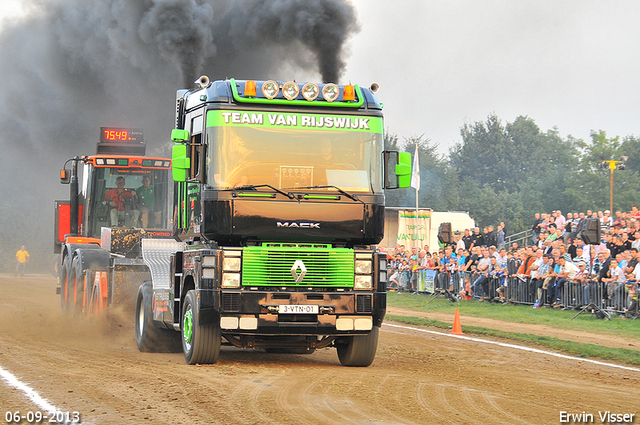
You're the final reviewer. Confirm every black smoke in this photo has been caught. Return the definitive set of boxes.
[0,0,359,270]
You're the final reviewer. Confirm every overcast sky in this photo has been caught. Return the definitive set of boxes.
[2,0,639,154]
[347,0,640,153]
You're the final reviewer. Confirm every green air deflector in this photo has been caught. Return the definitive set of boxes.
[241,244,355,288]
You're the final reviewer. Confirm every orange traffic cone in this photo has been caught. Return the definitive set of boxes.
[450,308,464,335]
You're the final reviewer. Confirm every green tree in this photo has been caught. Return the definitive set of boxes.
[563,130,640,212]
[448,115,579,232]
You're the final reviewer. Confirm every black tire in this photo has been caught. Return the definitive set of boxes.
[86,276,100,317]
[336,326,379,367]
[84,270,97,317]
[60,255,72,312]
[135,282,181,353]
[69,256,84,313]
[181,290,221,365]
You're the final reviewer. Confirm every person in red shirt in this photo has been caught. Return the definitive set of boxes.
[105,176,139,226]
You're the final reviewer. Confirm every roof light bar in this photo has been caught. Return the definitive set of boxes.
[229,79,364,108]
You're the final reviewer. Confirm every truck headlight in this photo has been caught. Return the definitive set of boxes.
[223,257,241,272]
[354,275,372,290]
[355,259,372,274]
[222,272,241,288]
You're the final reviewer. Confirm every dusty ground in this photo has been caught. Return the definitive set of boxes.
[0,274,638,425]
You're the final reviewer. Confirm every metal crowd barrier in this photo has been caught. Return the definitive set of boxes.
[386,265,637,317]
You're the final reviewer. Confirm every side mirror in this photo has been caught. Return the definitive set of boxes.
[60,168,71,184]
[383,151,412,189]
[171,128,190,143]
[172,144,190,182]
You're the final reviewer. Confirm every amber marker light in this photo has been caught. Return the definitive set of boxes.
[343,84,355,101]
[244,80,257,97]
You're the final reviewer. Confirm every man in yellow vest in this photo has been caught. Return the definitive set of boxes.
[15,246,29,277]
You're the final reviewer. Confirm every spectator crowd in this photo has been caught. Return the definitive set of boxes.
[378,209,640,319]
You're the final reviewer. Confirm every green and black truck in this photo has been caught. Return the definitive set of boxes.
[136,77,411,366]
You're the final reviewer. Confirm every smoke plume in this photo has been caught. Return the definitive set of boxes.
[0,0,359,269]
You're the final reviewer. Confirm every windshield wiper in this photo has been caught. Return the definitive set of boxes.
[291,185,363,204]
[228,184,295,199]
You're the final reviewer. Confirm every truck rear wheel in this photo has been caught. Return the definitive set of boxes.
[60,256,71,312]
[68,256,84,314]
[181,290,221,365]
[135,282,181,353]
[336,326,379,367]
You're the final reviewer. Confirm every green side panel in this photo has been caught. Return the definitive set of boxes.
[172,144,189,182]
[182,182,188,229]
[206,110,383,134]
[175,181,189,230]
[242,245,355,288]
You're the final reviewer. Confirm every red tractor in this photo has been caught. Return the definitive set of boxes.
[54,127,172,316]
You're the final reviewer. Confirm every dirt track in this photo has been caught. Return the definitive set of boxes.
[0,274,638,424]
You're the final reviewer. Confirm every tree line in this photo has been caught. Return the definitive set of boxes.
[384,114,640,235]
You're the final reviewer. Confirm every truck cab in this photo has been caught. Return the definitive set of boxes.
[136,78,411,366]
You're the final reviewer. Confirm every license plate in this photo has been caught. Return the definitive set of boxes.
[278,305,319,314]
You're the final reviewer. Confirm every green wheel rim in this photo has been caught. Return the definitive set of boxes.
[183,309,193,349]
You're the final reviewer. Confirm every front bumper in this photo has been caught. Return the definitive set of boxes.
[200,289,386,335]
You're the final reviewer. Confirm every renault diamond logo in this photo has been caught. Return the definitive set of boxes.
[290,260,307,282]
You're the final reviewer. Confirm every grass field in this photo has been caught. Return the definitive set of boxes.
[387,292,640,338]
[387,292,640,365]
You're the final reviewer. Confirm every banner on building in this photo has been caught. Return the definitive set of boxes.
[396,210,430,247]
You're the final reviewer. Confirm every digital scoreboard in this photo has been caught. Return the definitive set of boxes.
[100,127,144,144]
[97,127,145,155]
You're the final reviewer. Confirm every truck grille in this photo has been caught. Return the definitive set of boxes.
[222,293,240,311]
[356,294,372,313]
[242,244,354,288]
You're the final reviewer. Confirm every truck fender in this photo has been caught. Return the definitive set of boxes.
[74,247,111,273]
[61,242,100,269]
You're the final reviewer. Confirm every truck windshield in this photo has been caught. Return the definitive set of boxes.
[206,110,383,193]
[87,166,169,234]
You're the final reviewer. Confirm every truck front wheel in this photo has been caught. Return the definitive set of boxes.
[336,326,379,367]
[135,282,181,353]
[181,290,221,365]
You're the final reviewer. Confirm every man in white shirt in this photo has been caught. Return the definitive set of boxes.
[555,210,566,231]
[472,249,492,299]
[530,250,544,280]
[455,232,466,252]
[554,254,579,307]
[632,231,640,251]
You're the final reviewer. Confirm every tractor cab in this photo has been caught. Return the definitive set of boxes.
[54,128,172,253]
[82,155,172,235]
